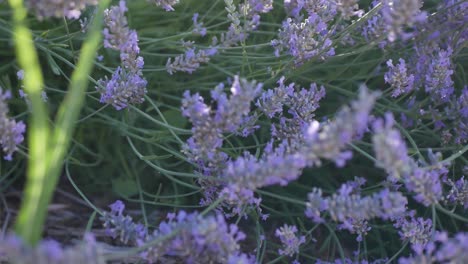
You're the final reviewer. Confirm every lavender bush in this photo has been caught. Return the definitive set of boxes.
[0,0,467,263]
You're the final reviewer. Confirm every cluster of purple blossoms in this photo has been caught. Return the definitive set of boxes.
[450,87,468,144]
[286,0,363,20]
[100,200,147,244]
[393,210,433,250]
[406,167,444,206]
[381,0,427,42]
[256,76,326,143]
[372,113,446,206]
[101,200,253,263]
[166,47,217,75]
[26,0,97,20]
[416,0,467,51]
[422,47,454,103]
[220,0,272,47]
[191,13,207,36]
[303,86,379,167]
[398,232,468,264]
[0,233,105,264]
[181,76,262,175]
[219,85,378,213]
[361,0,427,43]
[379,1,465,144]
[97,0,147,110]
[334,0,364,19]
[0,88,26,161]
[384,59,415,97]
[372,112,412,181]
[271,13,335,66]
[446,176,468,209]
[305,184,407,241]
[147,0,179,11]
[275,224,306,258]
[167,0,274,75]
[247,0,273,13]
[220,141,307,208]
[284,0,362,21]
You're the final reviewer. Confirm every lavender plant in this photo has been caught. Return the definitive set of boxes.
[1,0,467,263]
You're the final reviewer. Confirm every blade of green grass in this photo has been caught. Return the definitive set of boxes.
[9,0,50,245]
[12,0,111,245]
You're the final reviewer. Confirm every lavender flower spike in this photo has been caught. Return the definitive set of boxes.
[384,59,415,97]
[271,14,335,66]
[148,0,180,11]
[0,88,26,160]
[372,112,412,181]
[97,0,147,110]
[0,233,105,264]
[446,176,468,209]
[304,85,380,167]
[381,0,427,41]
[275,224,306,257]
[26,0,98,20]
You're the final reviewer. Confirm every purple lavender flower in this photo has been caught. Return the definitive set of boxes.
[192,13,207,36]
[381,0,427,41]
[393,211,432,250]
[97,66,147,110]
[0,233,105,264]
[275,224,306,257]
[220,0,270,47]
[256,76,325,142]
[284,0,338,22]
[97,0,147,110]
[16,70,24,80]
[385,59,415,97]
[305,188,328,223]
[181,76,261,171]
[101,201,253,263]
[435,232,468,263]
[447,87,468,144]
[372,113,412,181]
[100,200,148,244]
[335,0,364,19]
[271,13,335,66]
[338,218,371,242]
[303,86,380,167]
[247,0,273,13]
[141,211,251,263]
[256,76,295,118]
[360,1,385,44]
[0,89,26,160]
[405,167,443,206]
[306,184,407,227]
[148,0,179,11]
[446,176,468,209]
[26,0,98,20]
[166,47,217,75]
[399,232,468,264]
[458,87,468,119]
[220,142,307,205]
[423,48,454,102]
